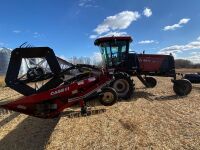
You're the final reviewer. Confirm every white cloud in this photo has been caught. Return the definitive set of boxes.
[13,30,21,33]
[138,40,158,44]
[163,18,190,31]
[197,36,200,41]
[191,51,200,55]
[94,11,140,35]
[33,32,46,39]
[163,24,180,31]
[89,34,98,39]
[179,18,190,24]
[33,32,41,38]
[159,36,200,55]
[79,2,85,6]
[177,54,200,64]
[187,55,200,63]
[90,31,128,39]
[79,0,90,6]
[78,0,98,8]
[100,31,128,37]
[143,7,152,17]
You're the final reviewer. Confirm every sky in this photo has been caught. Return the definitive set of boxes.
[0,0,200,63]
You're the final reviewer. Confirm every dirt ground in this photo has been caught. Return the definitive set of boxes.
[0,72,200,149]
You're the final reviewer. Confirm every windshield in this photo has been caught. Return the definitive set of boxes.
[100,41,128,67]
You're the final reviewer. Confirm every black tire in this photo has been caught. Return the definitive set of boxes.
[99,87,118,106]
[145,77,157,88]
[173,79,192,96]
[111,72,135,99]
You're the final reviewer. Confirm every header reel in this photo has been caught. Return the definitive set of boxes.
[5,47,63,96]
[1,47,118,118]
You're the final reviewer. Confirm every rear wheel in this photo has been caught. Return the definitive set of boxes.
[145,77,157,88]
[173,79,192,96]
[99,87,118,106]
[111,72,135,99]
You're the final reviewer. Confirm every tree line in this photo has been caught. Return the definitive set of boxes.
[66,56,200,69]
[175,59,200,68]
[67,56,102,66]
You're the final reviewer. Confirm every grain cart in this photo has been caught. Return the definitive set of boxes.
[94,36,192,98]
[0,47,118,118]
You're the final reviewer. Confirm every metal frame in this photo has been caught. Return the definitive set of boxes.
[5,47,62,96]
[1,74,112,118]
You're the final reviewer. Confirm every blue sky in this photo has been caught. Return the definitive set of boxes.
[0,0,200,63]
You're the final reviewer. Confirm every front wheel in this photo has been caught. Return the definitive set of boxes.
[111,72,135,99]
[99,87,118,106]
[173,79,192,96]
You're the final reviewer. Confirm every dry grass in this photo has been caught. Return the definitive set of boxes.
[0,76,5,87]
[176,68,200,74]
[0,70,200,150]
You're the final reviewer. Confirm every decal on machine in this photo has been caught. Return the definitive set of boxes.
[50,87,68,96]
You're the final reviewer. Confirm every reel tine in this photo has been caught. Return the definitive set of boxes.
[19,42,28,48]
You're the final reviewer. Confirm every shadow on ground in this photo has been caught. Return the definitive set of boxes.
[0,108,13,115]
[61,108,106,118]
[130,91,185,102]
[0,112,20,127]
[154,95,182,101]
[0,116,59,150]
[132,91,155,101]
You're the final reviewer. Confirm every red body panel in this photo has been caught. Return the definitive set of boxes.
[1,74,112,118]
[138,54,166,72]
[94,36,132,45]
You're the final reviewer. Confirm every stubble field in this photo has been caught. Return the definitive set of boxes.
[0,69,200,150]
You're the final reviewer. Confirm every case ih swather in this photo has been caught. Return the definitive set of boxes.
[0,36,192,118]
[94,36,192,98]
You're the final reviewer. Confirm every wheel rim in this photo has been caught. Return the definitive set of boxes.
[102,92,114,103]
[113,79,129,95]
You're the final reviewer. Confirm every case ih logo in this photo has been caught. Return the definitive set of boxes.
[50,88,68,96]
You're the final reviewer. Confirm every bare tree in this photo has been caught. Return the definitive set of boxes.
[175,59,200,68]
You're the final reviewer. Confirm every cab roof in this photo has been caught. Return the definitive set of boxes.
[94,36,133,46]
